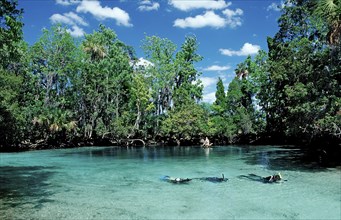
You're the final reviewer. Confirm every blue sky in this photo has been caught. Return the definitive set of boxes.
[18,0,284,103]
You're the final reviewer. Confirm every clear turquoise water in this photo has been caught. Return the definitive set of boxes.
[0,146,340,219]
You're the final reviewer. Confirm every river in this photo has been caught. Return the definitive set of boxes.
[0,145,340,219]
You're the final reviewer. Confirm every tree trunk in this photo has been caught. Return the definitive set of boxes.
[130,100,141,137]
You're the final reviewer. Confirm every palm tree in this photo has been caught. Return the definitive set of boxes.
[314,0,341,45]
[33,110,77,133]
[235,62,248,79]
[82,37,106,61]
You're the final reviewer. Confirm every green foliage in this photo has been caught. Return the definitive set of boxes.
[25,25,79,143]
[0,67,23,146]
[213,77,226,113]
[141,35,204,138]
[161,103,207,145]
[0,0,26,148]
[263,0,341,142]
[142,36,176,115]
[173,35,203,107]
[312,0,340,45]
[79,25,133,140]
[129,72,154,137]
[1,0,340,149]
[0,0,24,69]
[210,50,267,142]
[224,78,255,137]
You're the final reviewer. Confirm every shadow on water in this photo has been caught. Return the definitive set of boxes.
[0,166,56,208]
[241,146,333,172]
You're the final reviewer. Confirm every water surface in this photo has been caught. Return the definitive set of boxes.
[0,146,340,219]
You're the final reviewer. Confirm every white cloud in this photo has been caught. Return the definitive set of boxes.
[267,2,281,11]
[219,43,260,56]
[64,12,88,26]
[138,0,160,11]
[50,12,87,38]
[76,0,132,27]
[203,65,231,71]
[200,76,217,87]
[50,12,88,26]
[222,8,243,28]
[133,57,154,69]
[202,92,216,103]
[66,25,85,37]
[222,8,242,17]
[173,8,243,29]
[267,1,293,12]
[56,0,80,6]
[50,14,73,25]
[169,0,230,11]
[174,11,225,29]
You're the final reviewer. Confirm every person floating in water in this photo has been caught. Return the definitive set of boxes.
[200,174,228,183]
[161,176,192,184]
[238,173,284,183]
[263,173,282,183]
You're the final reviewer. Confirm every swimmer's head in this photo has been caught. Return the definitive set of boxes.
[275,173,282,180]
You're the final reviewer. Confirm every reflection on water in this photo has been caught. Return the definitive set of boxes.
[242,146,331,172]
[0,146,340,219]
[63,146,206,160]
[204,147,210,157]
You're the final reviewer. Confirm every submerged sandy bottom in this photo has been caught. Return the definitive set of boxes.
[1,146,340,219]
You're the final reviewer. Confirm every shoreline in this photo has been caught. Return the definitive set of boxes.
[1,136,339,167]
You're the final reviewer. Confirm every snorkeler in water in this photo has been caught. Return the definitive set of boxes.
[162,174,228,184]
[200,174,228,183]
[263,173,282,183]
[161,176,192,183]
[238,173,284,183]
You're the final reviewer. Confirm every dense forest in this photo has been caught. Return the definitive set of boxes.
[0,0,340,153]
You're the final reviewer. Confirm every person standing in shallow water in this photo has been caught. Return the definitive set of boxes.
[202,137,212,148]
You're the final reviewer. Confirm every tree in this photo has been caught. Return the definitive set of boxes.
[313,0,341,45]
[263,0,341,144]
[142,35,204,138]
[225,77,251,136]
[159,35,205,145]
[173,35,203,107]
[214,77,226,110]
[141,35,176,134]
[26,25,79,144]
[79,25,133,140]
[129,72,154,138]
[0,67,23,147]
[0,0,24,70]
[0,0,26,148]
[208,77,230,143]
[223,52,269,140]
[246,50,268,133]
[161,103,207,145]
[235,62,248,79]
